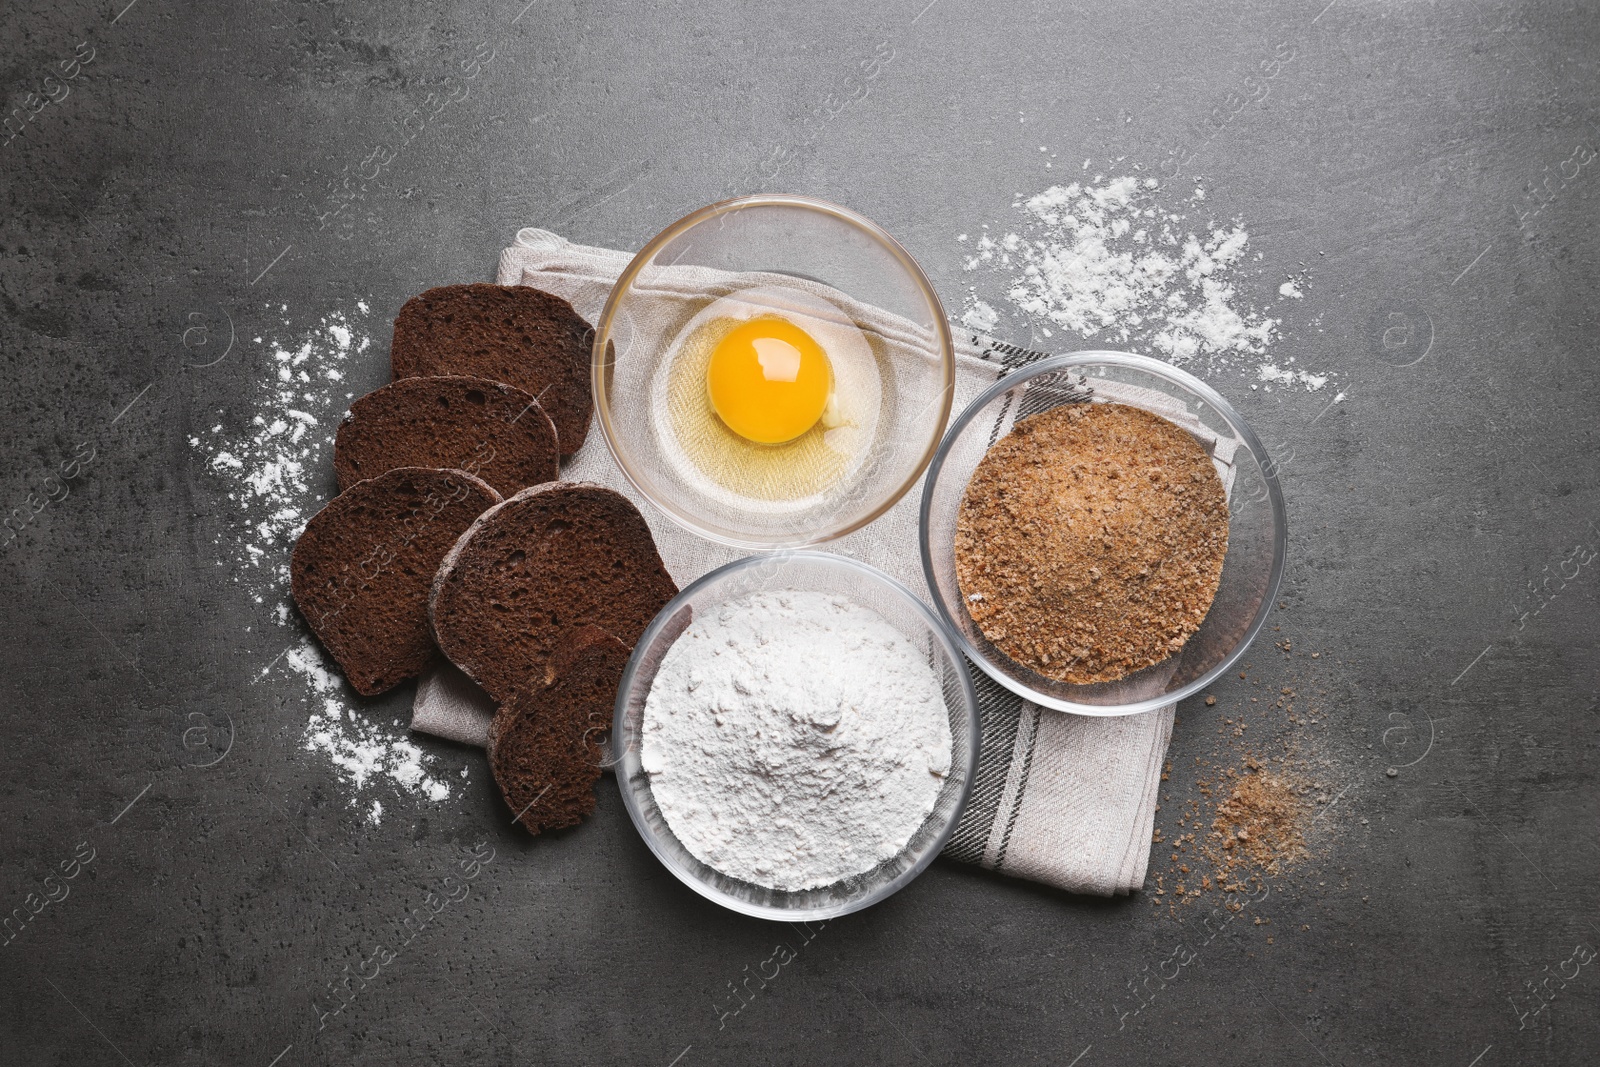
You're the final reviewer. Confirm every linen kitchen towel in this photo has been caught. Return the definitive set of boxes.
[412,228,1241,896]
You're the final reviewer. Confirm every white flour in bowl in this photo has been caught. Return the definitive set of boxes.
[640,591,952,892]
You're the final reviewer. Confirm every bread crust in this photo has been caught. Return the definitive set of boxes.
[390,283,598,456]
[334,374,558,498]
[290,467,501,696]
[486,624,630,835]
[429,481,677,703]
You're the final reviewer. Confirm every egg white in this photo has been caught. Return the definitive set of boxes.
[651,283,883,513]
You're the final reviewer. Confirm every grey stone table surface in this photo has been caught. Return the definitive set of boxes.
[2,0,1596,1063]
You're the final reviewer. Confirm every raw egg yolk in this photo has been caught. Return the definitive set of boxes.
[706,317,832,444]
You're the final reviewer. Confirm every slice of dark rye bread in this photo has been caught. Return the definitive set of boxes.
[333,375,559,499]
[291,467,502,696]
[486,625,630,835]
[430,482,678,704]
[389,284,598,457]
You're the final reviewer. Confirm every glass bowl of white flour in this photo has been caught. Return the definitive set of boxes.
[614,551,978,919]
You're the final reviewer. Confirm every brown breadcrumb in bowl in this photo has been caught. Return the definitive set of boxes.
[954,402,1229,684]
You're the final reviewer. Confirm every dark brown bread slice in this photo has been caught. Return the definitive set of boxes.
[430,481,677,703]
[390,284,597,456]
[334,375,559,499]
[486,625,630,835]
[291,467,501,696]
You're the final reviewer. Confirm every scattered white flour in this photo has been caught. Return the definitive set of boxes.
[288,639,452,807]
[1279,279,1304,299]
[195,305,454,818]
[962,175,1334,392]
[203,308,366,594]
[641,592,952,891]
[962,299,1000,332]
[1256,363,1329,391]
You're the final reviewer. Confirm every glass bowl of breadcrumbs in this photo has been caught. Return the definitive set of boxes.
[919,351,1286,716]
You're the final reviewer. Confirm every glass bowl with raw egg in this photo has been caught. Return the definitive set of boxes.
[919,351,1288,717]
[591,195,956,549]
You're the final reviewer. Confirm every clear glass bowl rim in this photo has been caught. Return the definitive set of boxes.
[918,350,1289,717]
[612,550,981,920]
[589,194,957,550]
